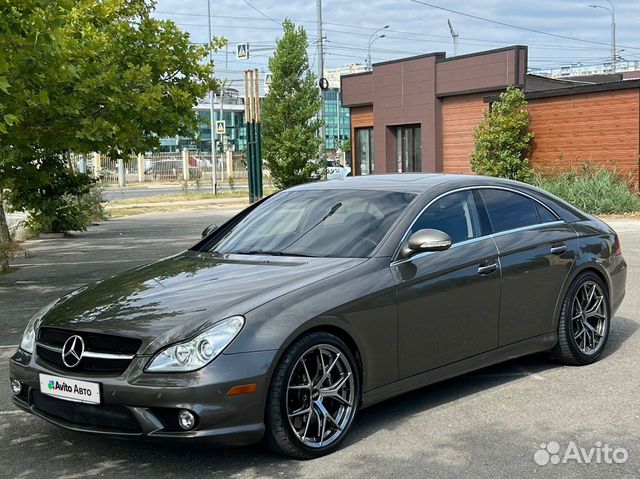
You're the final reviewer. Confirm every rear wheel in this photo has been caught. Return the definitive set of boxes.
[265,332,360,459]
[551,272,610,365]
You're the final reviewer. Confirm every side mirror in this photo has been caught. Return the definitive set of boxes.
[201,224,219,238]
[401,229,452,258]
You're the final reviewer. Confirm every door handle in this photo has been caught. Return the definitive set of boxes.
[477,263,498,275]
[550,243,567,255]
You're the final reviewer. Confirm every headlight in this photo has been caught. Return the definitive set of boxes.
[146,316,245,372]
[20,299,59,354]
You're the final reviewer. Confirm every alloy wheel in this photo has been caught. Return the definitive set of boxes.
[285,344,356,448]
[571,280,608,355]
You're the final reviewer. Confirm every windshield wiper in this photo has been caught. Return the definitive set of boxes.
[231,250,315,257]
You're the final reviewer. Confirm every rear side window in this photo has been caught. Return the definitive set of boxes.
[479,189,540,233]
[536,202,558,223]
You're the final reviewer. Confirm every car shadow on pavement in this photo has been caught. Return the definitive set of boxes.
[347,314,638,447]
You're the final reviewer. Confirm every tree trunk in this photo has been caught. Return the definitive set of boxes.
[0,192,12,273]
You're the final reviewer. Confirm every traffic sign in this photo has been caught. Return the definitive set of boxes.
[236,43,249,60]
[215,120,225,135]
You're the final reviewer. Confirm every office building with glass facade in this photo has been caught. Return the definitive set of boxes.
[159,89,247,153]
[323,88,351,151]
[158,86,352,155]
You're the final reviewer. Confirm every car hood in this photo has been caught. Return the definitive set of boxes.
[39,250,365,354]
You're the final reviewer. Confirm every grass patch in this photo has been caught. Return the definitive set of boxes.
[532,164,640,215]
[108,190,250,205]
[107,204,220,218]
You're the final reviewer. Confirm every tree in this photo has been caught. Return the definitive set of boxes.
[0,0,223,271]
[262,19,323,189]
[470,86,534,182]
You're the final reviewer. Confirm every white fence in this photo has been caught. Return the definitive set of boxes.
[75,151,266,185]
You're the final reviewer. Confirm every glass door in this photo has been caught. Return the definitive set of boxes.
[395,125,422,172]
[355,127,375,175]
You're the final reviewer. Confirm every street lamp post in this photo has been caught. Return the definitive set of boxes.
[367,25,389,71]
[590,1,616,73]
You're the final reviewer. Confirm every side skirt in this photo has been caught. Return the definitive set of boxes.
[361,333,557,409]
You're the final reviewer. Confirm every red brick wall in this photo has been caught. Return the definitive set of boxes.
[441,88,640,183]
[528,89,640,183]
[442,93,488,174]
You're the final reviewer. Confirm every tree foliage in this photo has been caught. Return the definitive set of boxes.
[0,0,224,270]
[262,19,322,189]
[470,86,534,182]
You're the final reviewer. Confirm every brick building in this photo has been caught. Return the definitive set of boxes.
[341,45,640,183]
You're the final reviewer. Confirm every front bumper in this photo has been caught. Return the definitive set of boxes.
[9,347,278,446]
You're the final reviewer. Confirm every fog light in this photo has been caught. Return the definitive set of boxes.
[10,379,21,395]
[178,409,195,430]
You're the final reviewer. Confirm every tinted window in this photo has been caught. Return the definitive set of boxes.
[480,189,540,233]
[411,191,480,244]
[206,189,415,258]
[536,202,558,223]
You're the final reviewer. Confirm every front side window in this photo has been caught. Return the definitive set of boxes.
[410,191,480,244]
[479,189,553,233]
[204,189,416,258]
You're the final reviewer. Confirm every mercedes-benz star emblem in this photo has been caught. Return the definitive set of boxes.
[61,335,85,368]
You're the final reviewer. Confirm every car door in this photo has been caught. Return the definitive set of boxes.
[392,190,501,379]
[476,188,578,346]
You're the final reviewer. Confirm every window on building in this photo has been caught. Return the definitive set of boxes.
[356,127,375,176]
[395,125,422,172]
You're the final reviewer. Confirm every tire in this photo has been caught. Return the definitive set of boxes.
[265,331,360,459]
[551,271,611,365]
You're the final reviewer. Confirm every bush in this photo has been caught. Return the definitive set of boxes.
[6,158,107,234]
[471,86,534,182]
[532,164,640,215]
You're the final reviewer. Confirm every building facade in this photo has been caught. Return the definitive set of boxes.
[159,84,352,155]
[323,88,351,151]
[159,89,247,153]
[341,45,640,184]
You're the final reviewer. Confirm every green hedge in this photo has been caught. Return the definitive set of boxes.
[532,164,640,215]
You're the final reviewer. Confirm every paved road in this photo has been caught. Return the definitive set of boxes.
[1,214,639,478]
[103,184,247,201]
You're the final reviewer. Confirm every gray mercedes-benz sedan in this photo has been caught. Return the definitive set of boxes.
[10,174,627,458]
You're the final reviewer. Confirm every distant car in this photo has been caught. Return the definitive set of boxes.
[9,174,626,459]
[326,159,351,180]
[144,160,202,180]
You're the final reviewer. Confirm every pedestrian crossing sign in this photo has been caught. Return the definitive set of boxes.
[236,43,249,60]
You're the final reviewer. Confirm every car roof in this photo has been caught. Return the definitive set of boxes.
[290,173,523,194]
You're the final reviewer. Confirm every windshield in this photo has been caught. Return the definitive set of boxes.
[206,189,416,258]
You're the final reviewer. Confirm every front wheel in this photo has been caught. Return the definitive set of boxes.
[551,272,610,365]
[265,332,360,459]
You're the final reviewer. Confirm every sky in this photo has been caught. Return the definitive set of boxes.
[152,0,640,86]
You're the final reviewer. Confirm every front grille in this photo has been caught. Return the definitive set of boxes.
[39,328,141,354]
[31,391,141,433]
[36,327,141,374]
[36,345,132,373]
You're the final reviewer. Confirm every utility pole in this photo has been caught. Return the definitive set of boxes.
[219,79,225,182]
[316,0,325,154]
[207,0,218,194]
[447,19,459,57]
